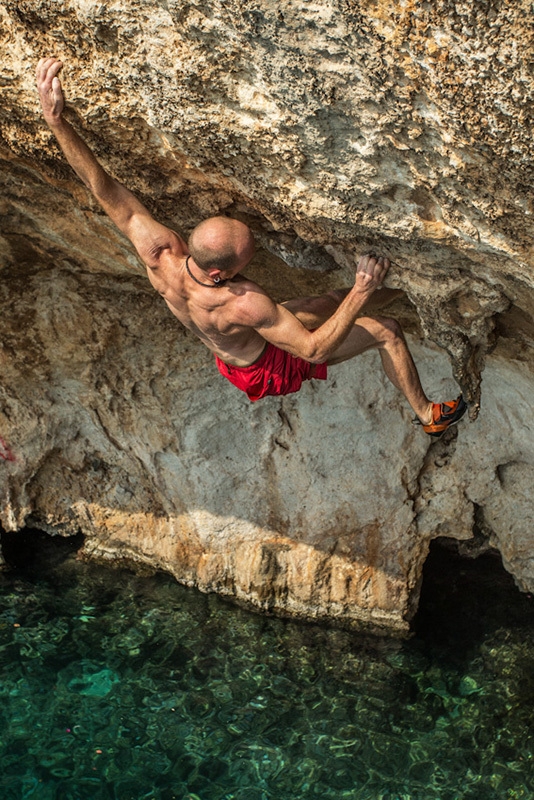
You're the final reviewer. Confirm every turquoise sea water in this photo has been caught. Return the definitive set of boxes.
[0,531,533,800]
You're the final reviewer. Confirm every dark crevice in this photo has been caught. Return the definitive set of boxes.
[0,527,84,571]
[413,538,534,662]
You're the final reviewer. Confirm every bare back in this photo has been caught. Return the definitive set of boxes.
[146,251,270,367]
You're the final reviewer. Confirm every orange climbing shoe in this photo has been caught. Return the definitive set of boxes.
[420,395,467,438]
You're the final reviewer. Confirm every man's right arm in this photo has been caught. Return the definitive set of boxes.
[36,57,187,268]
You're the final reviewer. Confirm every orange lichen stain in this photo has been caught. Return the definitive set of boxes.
[426,40,449,63]
[420,220,451,241]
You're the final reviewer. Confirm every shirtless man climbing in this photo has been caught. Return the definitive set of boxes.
[36,57,466,437]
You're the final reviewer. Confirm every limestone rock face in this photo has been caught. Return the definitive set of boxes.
[1,0,533,631]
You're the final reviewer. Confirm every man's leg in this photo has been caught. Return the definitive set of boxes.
[282,288,403,330]
[327,315,433,425]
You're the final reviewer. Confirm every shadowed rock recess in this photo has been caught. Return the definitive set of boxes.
[1,0,533,632]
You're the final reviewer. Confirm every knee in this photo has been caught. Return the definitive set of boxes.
[376,316,404,345]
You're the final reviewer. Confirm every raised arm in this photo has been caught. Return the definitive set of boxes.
[237,255,389,363]
[35,57,187,268]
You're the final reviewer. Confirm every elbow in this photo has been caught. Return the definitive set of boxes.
[309,352,328,365]
[301,333,329,364]
[305,345,328,364]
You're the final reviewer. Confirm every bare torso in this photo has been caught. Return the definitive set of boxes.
[146,250,268,367]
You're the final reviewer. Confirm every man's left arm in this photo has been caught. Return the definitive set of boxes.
[281,290,350,329]
[282,286,402,329]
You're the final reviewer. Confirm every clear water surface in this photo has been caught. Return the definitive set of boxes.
[0,530,533,800]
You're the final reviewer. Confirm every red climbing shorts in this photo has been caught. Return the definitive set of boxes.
[215,343,328,402]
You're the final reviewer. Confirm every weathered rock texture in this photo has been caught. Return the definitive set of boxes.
[1,0,533,632]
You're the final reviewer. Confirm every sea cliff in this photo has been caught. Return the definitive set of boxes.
[1,0,533,631]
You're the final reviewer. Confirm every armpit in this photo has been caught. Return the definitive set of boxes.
[146,239,173,261]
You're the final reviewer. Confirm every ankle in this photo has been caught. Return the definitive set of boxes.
[419,402,434,426]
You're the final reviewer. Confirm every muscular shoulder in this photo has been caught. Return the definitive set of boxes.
[227,278,278,328]
[130,218,187,269]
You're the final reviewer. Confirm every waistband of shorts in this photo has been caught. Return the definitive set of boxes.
[216,342,271,372]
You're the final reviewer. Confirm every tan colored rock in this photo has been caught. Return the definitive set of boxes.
[1,0,534,631]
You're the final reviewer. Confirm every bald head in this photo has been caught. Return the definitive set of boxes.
[188,217,255,272]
